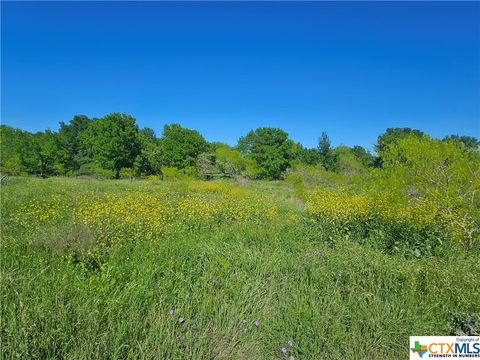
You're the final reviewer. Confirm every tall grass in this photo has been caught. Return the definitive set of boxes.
[1,177,479,359]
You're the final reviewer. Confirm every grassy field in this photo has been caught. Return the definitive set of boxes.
[1,177,479,359]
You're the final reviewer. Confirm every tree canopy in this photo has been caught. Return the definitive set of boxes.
[79,113,141,177]
[157,124,209,169]
[237,127,295,180]
[1,114,477,181]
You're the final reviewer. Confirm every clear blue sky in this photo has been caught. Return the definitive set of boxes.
[1,1,479,149]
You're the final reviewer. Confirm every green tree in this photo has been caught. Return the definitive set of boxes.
[134,128,162,176]
[443,134,479,151]
[375,128,425,162]
[33,130,62,176]
[208,141,231,152]
[294,143,322,166]
[1,125,62,176]
[57,115,91,173]
[317,132,336,171]
[79,113,141,178]
[329,146,364,176]
[351,145,376,167]
[379,134,480,247]
[237,127,295,180]
[0,125,25,175]
[15,131,38,174]
[197,146,259,180]
[157,124,208,169]
[196,153,220,180]
[215,146,259,178]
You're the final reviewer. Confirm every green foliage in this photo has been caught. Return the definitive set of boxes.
[215,146,259,178]
[1,177,479,359]
[1,118,477,194]
[1,126,26,175]
[197,146,259,180]
[119,167,134,179]
[372,134,480,248]
[0,153,23,175]
[133,128,161,176]
[293,143,322,166]
[285,164,343,198]
[1,119,478,360]
[1,126,63,176]
[351,145,376,167]
[160,166,196,181]
[158,124,208,169]
[317,131,331,158]
[196,153,221,180]
[237,127,295,180]
[375,127,426,163]
[1,126,44,175]
[57,115,91,172]
[77,162,115,179]
[79,113,141,178]
[329,145,365,176]
[34,130,63,176]
[208,141,231,152]
[443,134,480,151]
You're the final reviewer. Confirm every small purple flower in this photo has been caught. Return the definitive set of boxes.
[178,316,185,324]
[281,347,287,354]
[288,339,294,347]
[254,320,260,328]
[288,356,295,360]
[168,309,174,316]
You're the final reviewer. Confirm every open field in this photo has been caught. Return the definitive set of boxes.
[1,177,479,359]
[2,1,479,358]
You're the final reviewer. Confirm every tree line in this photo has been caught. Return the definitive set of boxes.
[0,112,478,180]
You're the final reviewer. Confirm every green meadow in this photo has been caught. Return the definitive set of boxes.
[1,177,478,359]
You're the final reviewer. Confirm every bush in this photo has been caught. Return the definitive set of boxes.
[160,167,197,181]
[285,165,343,198]
[306,188,463,257]
[76,163,115,179]
[119,167,134,179]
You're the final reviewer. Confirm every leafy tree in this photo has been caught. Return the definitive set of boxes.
[208,141,231,152]
[318,132,331,159]
[79,113,141,178]
[197,146,259,180]
[134,128,162,176]
[329,146,365,176]
[317,132,336,171]
[375,128,425,158]
[161,166,197,181]
[351,145,376,167]
[1,125,26,175]
[57,115,91,173]
[1,126,61,176]
[14,131,38,174]
[215,146,259,178]
[443,134,479,151]
[119,167,134,179]
[34,130,62,176]
[379,134,480,247]
[285,164,343,196]
[196,153,220,180]
[158,124,208,169]
[294,143,322,166]
[0,153,22,175]
[237,127,295,180]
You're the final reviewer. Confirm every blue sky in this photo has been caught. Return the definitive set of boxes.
[1,1,479,149]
